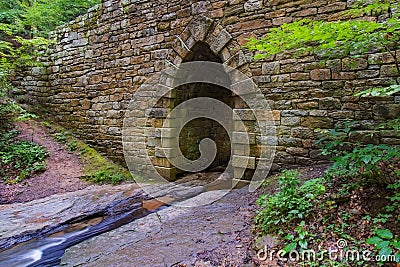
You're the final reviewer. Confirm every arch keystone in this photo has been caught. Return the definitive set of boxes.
[187,16,214,42]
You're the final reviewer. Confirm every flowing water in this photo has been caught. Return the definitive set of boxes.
[0,202,163,267]
[0,172,228,267]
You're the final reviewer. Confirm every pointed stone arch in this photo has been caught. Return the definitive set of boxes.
[166,16,250,75]
[137,16,259,183]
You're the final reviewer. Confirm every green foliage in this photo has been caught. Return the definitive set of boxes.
[328,144,399,182]
[317,120,400,184]
[68,140,78,151]
[246,1,400,60]
[1,0,100,37]
[255,170,326,235]
[0,29,49,71]
[355,84,400,97]
[87,168,126,185]
[387,180,400,220]
[0,0,100,83]
[246,0,400,97]
[282,221,312,254]
[367,229,400,262]
[246,18,386,59]
[53,132,67,143]
[0,131,48,183]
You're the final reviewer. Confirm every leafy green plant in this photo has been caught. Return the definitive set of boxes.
[0,138,48,182]
[317,119,400,184]
[282,221,312,254]
[366,229,400,262]
[246,0,400,94]
[68,140,78,151]
[327,144,400,183]
[356,84,400,97]
[255,170,325,235]
[86,168,125,185]
[53,132,67,143]
[16,111,38,121]
[1,0,100,38]
[387,181,400,213]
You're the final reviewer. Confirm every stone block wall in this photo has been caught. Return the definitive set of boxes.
[12,0,400,181]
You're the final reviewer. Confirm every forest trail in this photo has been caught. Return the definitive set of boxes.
[0,120,89,204]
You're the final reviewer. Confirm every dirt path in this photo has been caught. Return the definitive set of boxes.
[0,120,90,204]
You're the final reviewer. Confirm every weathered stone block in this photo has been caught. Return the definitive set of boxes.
[356,70,380,79]
[380,65,399,77]
[373,104,400,119]
[286,147,309,157]
[293,8,317,17]
[256,136,278,146]
[301,117,334,129]
[108,127,121,135]
[224,5,244,16]
[330,110,354,119]
[332,71,356,80]
[281,116,301,126]
[271,74,290,82]
[281,110,308,117]
[187,16,214,41]
[210,29,232,54]
[244,0,262,12]
[274,151,295,164]
[290,73,309,80]
[233,109,255,121]
[318,2,346,13]
[310,69,331,80]
[272,16,293,26]
[154,166,178,181]
[309,110,328,117]
[342,58,368,71]
[234,19,272,31]
[349,131,380,144]
[319,97,341,110]
[295,101,319,110]
[278,137,302,147]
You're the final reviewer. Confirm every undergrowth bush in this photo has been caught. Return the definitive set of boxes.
[317,119,400,184]
[0,130,48,183]
[255,170,325,235]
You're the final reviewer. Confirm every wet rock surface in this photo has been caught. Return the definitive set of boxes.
[0,173,259,266]
[61,188,258,267]
[0,183,143,250]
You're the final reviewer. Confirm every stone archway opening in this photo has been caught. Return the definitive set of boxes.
[147,41,237,181]
[138,17,264,185]
[175,41,234,175]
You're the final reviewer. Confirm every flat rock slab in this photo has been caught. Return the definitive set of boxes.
[0,178,222,251]
[61,188,257,267]
[0,183,143,249]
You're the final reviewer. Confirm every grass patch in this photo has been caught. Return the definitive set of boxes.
[77,142,131,185]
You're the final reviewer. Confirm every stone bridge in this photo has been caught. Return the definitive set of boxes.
[13,0,400,183]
